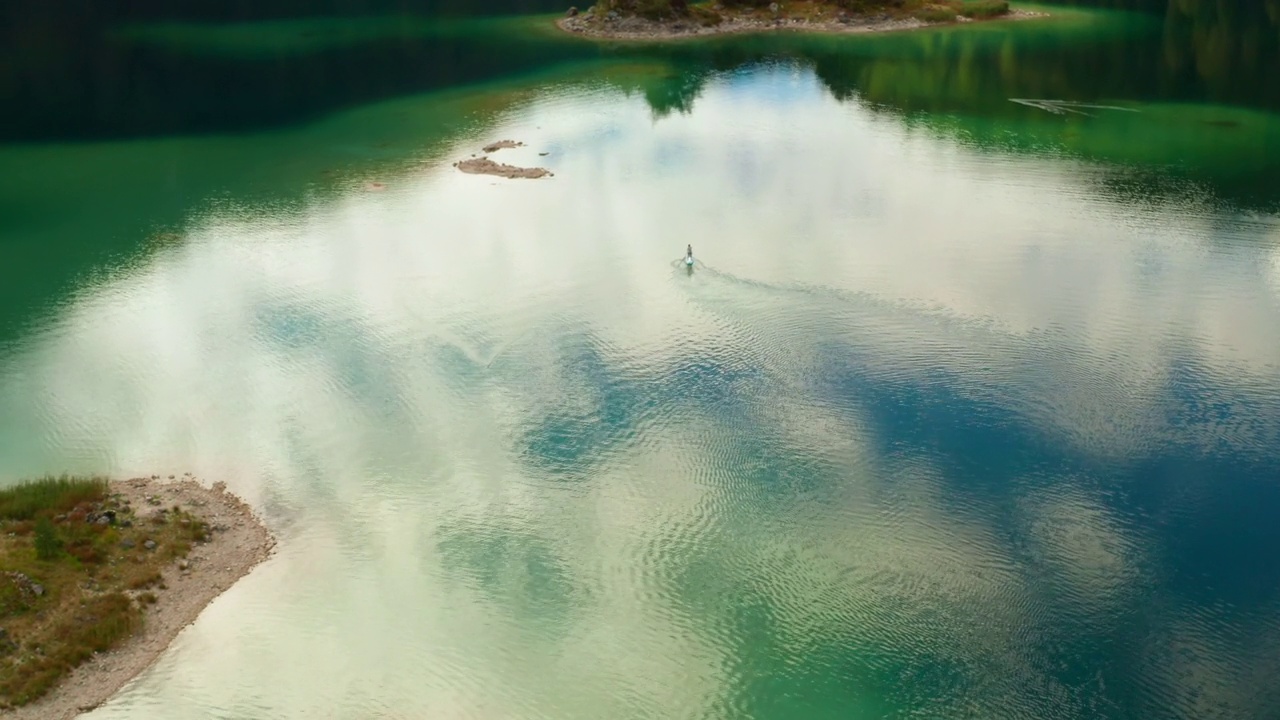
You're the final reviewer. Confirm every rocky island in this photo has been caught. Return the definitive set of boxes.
[453,139,554,179]
[559,0,1044,40]
[0,475,273,719]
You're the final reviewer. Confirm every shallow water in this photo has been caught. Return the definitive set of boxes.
[3,4,1280,719]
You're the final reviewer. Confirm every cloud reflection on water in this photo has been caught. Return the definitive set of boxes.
[0,65,1277,719]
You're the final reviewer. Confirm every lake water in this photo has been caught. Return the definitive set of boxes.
[2,2,1280,718]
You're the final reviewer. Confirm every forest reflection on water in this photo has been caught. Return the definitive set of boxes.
[3,1,1279,139]
[4,0,1278,208]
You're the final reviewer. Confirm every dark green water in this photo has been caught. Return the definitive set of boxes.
[2,2,1279,718]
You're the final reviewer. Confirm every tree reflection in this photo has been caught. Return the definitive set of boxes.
[643,69,711,118]
[1160,0,1280,106]
[4,1,1276,142]
[626,1,1280,208]
[807,1,1279,114]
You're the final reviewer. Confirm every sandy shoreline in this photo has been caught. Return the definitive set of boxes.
[557,7,1049,41]
[6,476,274,720]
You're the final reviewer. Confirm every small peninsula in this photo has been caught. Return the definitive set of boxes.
[0,475,273,719]
[559,0,1044,40]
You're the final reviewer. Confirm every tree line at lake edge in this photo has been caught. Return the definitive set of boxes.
[584,0,1011,24]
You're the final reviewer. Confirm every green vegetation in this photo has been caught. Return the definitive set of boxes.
[580,0,1011,25]
[0,476,210,709]
[32,517,61,561]
[0,475,108,521]
[0,594,139,706]
[911,0,1009,22]
[958,0,1008,19]
[913,4,959,22]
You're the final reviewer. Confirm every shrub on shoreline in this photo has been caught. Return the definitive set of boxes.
[911,0,1011,22]
[0,476,108,521]
[960,0,1009,19]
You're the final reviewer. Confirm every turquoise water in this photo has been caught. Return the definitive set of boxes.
[2,3,1280,718]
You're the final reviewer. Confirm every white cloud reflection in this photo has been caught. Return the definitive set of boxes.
[0,64,1275,719]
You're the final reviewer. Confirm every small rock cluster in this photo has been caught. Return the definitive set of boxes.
[454,139,553,179]
[482,139,525,153]
[43,492,139,534]
[4,571,45,599]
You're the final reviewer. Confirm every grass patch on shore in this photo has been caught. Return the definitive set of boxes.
[959,0,1009,19]
[0,593,139,706]
[913,4,959,22]
[909,0,1010,22]
[0,476,109,521]
[0,476,210,709]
